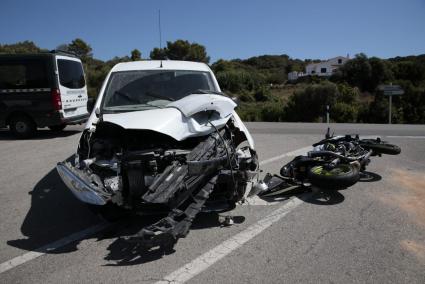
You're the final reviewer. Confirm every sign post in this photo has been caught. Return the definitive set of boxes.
[378,84,404,124]
[326,105,330,124]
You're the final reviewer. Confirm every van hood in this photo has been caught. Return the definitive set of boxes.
[101,94,236,141]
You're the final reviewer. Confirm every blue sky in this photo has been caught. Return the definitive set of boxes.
[1,0,424,62]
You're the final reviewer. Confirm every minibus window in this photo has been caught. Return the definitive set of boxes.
[57,59,85,89]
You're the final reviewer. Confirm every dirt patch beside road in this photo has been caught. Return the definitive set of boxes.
[400,240,425,263]
[382,169,425,228]
[378,169,425,264]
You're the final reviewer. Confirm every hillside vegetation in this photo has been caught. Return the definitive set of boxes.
[1,39,424,124]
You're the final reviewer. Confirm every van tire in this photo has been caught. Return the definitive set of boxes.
[48,124,67,132]
[9,115,37,139]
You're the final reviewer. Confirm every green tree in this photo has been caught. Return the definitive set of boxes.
[339,53,372,91]
[150,39,210,63]
[337,54,394,91]
[393,61,425,85]
[369,57,393,88]
[0,41,44,54]
[130,49,141,61]
[68,38,92,61]
[150,47,166,60]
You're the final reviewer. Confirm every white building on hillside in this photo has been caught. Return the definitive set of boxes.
[305,56,349,76]
[287,56,349,81]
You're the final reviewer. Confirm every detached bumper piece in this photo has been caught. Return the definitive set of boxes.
[127,132,231,249]
[126,176,218,248]
[56,162,110,205]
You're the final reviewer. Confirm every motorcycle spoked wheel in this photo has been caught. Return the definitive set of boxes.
[308,164,360,190]
[360,141,401,155]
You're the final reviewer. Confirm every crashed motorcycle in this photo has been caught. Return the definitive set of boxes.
[260,129,401,196]
[57,61,259,248]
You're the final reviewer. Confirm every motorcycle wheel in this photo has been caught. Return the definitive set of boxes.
[360,141,401,155]
[308,164,360,190]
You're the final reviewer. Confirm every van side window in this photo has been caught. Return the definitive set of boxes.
[0,60,48,89]
[57,59,85,89]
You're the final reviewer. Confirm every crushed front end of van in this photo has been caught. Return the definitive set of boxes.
[57,61,259,249]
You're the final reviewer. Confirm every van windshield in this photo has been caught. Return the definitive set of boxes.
[57,59,85,89]
[102,70,217,112]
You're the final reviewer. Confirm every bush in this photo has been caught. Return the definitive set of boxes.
[238,92,255,103]
[254,87,271,102]
[284,82,338,121]
[260,102,285,121]
[237,103,261,121]
[236,101,285,122]
[332,102,358,123]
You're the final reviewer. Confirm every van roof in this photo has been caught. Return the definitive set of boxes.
[0,51,79,60]
[110,60,211,73]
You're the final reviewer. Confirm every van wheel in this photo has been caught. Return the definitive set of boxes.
[48,124,67,132]
[10,115,37,139]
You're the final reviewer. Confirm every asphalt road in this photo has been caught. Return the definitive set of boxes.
[0,123,424,283]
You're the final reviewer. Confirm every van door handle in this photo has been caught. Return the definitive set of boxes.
[78,95,82,98]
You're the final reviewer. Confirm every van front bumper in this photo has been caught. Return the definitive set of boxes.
[39,112,89,127]
[60,113,90,125]
[56,162,109,205]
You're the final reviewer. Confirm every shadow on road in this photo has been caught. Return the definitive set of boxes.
[7,165,100,253]
[0,128,81,141]
[7,163,240,265]
[301,189,345,205]
[358,171,382,183]
[258,185,346,206]
[102,212,246,266]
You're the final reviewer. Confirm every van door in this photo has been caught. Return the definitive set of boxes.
[55,55,88,119]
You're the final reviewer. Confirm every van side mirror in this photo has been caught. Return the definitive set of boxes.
[94,107,100,118]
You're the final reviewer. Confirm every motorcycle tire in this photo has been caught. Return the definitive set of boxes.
[308,164,360,190]
[360,141,401,155]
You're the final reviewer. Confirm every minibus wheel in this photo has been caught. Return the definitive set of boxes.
[10,115,37,139]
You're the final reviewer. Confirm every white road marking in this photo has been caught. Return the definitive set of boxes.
[0,145,312,275]
[259,146,312,166]
[0,222,108,274]
[386,135,425,139]
[156,196,309,284]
